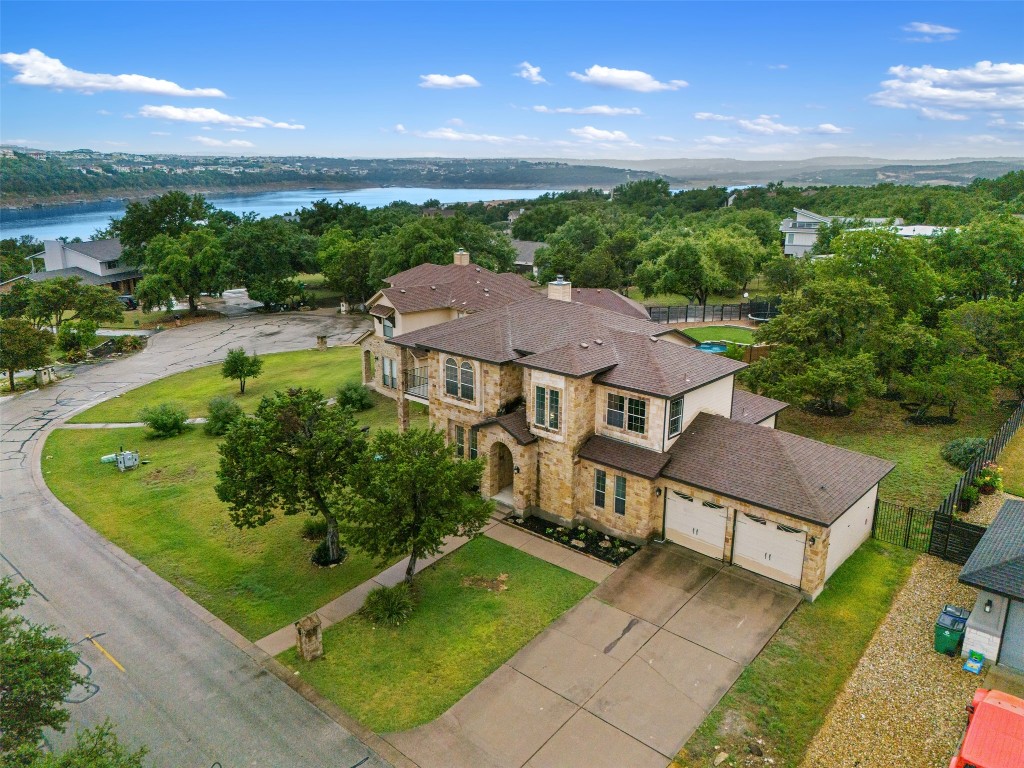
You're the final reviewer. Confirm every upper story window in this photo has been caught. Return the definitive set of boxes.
[534,385,560,431]
[382,318,394,338]
[445,358,459,397]
[460,362,475,400]
[668,397,683,437]
[607,393,646,435]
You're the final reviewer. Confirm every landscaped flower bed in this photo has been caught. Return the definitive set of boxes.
[506,515,640,565]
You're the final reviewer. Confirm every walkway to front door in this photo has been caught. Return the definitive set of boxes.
[385,542,801,768]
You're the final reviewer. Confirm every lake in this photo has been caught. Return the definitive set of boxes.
[0,187,558,241]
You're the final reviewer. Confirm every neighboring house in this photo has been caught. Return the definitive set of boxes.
[386,273,894,599]
[507,208,524,225]
[511,239,543,277]
[959,500,1024,672]
[779,208,947,257]
[9,239,141,295]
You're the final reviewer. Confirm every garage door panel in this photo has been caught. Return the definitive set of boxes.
[732,514,805,588]
[665,491,726,559]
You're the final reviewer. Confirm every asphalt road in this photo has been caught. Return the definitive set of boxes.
[0,313,391,768]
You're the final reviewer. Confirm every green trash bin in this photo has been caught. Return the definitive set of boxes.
[935,612,967,656]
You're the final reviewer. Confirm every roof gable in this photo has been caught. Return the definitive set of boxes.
[960,500,1024,600]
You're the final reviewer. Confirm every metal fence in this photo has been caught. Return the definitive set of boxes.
[646,299,781,324]
[872,398,1024,563]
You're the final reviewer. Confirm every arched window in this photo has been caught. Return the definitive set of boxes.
[445,358,458,396]
[460,362,475,400]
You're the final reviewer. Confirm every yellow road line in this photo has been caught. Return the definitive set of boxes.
[87,635,126,673]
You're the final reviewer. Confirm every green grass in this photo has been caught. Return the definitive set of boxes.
[676,540,917,768]
[682,325,755,345]
[777,396,1010,509]
[279,536,594,732]
[69,346,368,423]
[1001,427,1024,497]
[43,393,421,640]
[99,308,223,330]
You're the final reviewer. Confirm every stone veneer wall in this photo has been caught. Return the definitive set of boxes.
[475,425,538,510]
[360,335,399,400]
[574,459,658,542]
[593,385,667,452]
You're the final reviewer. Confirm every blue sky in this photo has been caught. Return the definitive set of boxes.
[1,1,1022,160]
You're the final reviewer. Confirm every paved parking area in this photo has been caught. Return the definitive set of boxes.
[386,543,801,767]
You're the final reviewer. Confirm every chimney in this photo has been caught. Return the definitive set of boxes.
[453,248,470,266]
[548,274,572,302]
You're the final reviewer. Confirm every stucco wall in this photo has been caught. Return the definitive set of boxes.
[396,307,455,335]
[824,486,877,580]
[681,376,734,433]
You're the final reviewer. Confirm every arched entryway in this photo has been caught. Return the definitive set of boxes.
[490,441,515,506]
[363,349,374,383]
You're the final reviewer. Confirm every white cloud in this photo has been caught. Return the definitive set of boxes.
[568,126,636,143]
[0,49,225,97]
[394,123,407,134]
[190,136,255,148]
[699,135,734,145]
[919,107,969,121]
[418,73,480,89]
[446,117,464,126]
[223,127,246,132]
[517,62,546,85]
[902,21,960,42]
[569,65,687,92]
[533,105,643,116]
[736,115,801,135]
[138,105,304,129]
[989,116,1024,130]
[871,61,1024,113]
[814,123,848,134]
[96,109,111,116]
[653,135,677,142]
[694,112,734,121]
[418,127,531,144]
[150,131,170,136]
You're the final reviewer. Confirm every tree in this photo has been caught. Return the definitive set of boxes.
[0,319,52,391]
[221,348,263,394]
[534,214,608,284]
[0,577,84,755]
[137,229,227,312]
[572,250,623,289]
[933,214,1024,301]
[940,297,1024,398]
[6,277,123,331]
[636,229,730,305]
[1,235,43,282]
[703,226,766,292]
[762,253,810,295]
[897,355,1002,421]
[339,427,492,584]
[223,216,318,308]
[28,721,147,768]
[792,353,884,414]
[216,389,367,564]
[55,320,98,358]
[111,191,213,265]
[318,227,373,305]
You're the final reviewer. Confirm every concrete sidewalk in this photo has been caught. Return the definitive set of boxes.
[255,518,616,656]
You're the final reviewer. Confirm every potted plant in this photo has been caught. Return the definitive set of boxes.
[959,485,980,512]
[973,462,1003,495]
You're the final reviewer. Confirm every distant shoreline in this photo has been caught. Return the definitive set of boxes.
[1,180,582,211]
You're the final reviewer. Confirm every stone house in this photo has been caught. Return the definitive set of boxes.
[385,268,895,600]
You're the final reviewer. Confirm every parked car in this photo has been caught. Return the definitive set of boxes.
[949,688,1024,768]
[118,295,138,310]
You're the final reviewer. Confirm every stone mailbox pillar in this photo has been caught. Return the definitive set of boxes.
[316,335,328,351]
[295,613,323,661]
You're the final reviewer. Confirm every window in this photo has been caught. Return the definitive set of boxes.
[469,429,478,459]
[460,362,475,401]
[606,394,624,428]
[614,476,626,516]
[445,358,458,397]
[455,425,465,458]
[594,469,607,508]
[534,385,561,430]
[382,358,397,388]
[786,233,794,244]
[627,398,646,435]
[382,317,394,338]
[668,397,683,437]
[702,500,724,509]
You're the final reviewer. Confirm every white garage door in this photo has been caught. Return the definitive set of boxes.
[733,513,806,587]
[665,491,727,559]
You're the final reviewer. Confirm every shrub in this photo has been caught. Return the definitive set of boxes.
[959,484,980,510]
[361,583,414,627]
[941,437,988,470]
[204,396,243,436]
[56,320,98,355]
[139,403,189,438]
[721,343,746,362]
[311,539,348,567]
[336,382,374,412]
[973,462,1004,494]
[300,516,329,541]
[112,335,146,354]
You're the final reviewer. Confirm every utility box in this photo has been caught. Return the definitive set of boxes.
[295,613,323,661]
[115,451,139,472]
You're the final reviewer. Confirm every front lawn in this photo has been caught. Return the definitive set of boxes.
[68,346,413,424]
[675,540,917,768]
[42,422,405,641]
[100,308,223,330]
[777,396,1010,509]
[683,325,755,345]
[279,536,594,732]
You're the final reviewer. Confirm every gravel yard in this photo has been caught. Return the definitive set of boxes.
[962,490,1023,526]
[802,555,979,768]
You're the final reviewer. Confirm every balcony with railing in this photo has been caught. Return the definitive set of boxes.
[404,367,430,401]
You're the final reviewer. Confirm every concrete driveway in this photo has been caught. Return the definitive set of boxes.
[386,543,800,768]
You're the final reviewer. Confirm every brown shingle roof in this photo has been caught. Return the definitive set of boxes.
[392,296,744,397]
[369,304,394,318]
[578,434,671,479]
[377,264,537,315]
[662,413,894,526]
[731,390,789,425]
[569,288,650,320]
[475,408,536,445]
